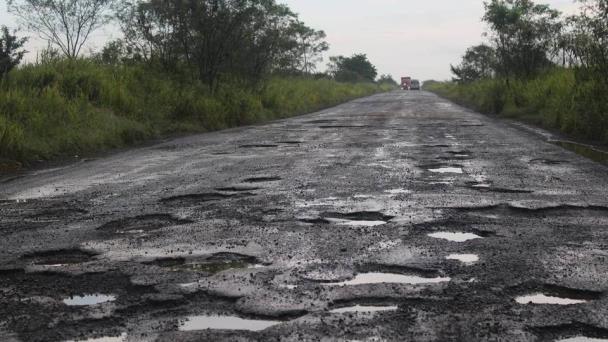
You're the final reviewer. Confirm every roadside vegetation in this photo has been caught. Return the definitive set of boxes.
[0,0,394,165]
[425,0,608,144]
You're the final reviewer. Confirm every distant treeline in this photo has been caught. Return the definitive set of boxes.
[426,0,608,144]
[0,0,397,165]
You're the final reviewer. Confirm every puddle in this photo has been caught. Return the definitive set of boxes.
[215,186,260,192]
[558,338,608,342]
[20,249,97,266]
[446,254,479,264]
[146,253,265,274]
[161,192,251,205]
[327,219,388,227]
[68,333,127,342]
[330,305,398,313]
[551,140,608,166]
[179,315,282,332]
[428,232,483,242]
[324,273,451,286]
[239,144,279,148]
[63,294,116,306]
[515,294,587,305]
[429,167,464,174]
[385,189,412,195]
[302,212,394,226]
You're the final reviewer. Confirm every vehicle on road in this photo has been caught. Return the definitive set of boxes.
[411,80,421,90]
[401,77,411,90]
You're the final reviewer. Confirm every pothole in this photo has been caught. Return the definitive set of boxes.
[70,333,128,342]
[557,338,608,342]
[214,186,260,192]
[278,141,303,145]
[239,144,279,148]
[530,158,567,165]
[516,294,588,305]
[20,249,98,266]
[429,167,464,174]
[446,254,479,265]
[301,212,394,226]
[97,214,192,233]
[63,294,116,306]
[330,305,398,314]
[179,315,282,332]
[145,253,265,274]
[428,232,483,242]
[551,140,608,166]
[243,176,282,183]
[323,273,451,286]
[533,322,608,342]
[161,192,252,205]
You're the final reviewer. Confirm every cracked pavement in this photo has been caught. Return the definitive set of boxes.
[1,91,608,341]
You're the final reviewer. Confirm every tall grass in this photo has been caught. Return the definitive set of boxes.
[0,59,391,164]
[425,68,608,143]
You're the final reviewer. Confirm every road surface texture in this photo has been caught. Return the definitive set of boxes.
[1,91,608,342]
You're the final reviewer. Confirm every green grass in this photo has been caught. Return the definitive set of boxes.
[0,59,392,164]
[425,68,608,144]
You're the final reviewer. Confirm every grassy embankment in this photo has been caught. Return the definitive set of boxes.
[425,68,608,144]
[0,60,392,166]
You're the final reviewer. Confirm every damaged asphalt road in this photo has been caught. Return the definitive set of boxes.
[1,91,608,342]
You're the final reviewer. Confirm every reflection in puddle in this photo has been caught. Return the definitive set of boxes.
[324,273,451,286]
[551,140,608,166]
[428,232,483,242]
[515,294,587,305]
[446,254,479,264]
[429,167,463,174]
[330,305,398,313]
[63,294,116,306]
[558,338,608,342]
[327,218,388,227]
[179,315,282,332]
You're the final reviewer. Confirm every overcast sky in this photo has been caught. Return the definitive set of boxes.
[1,0,581,80]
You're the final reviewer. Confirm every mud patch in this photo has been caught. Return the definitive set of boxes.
[20,249,98,266]
[179,315,282,332]
[97,214,193,233]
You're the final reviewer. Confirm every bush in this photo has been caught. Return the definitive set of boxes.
[0,59,390,163]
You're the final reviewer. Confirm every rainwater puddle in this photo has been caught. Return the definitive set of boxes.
[385,189,412,195]
[515,294,587,305]
[179,315,282,332]
[63,294,116,306]
[446,254,479,264]
[429,167,463,174]
[324,273,451,286]
[551,140,608,166]
[429,232,483,242]
[327,218,388,227]
[68,333,127,342]
[330,305,398,314]
[558,338,608,342]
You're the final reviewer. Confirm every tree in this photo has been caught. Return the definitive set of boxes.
[377,74,398,86]
[0,26,27,76]
[483,0,562,79]
[329,54,378,82]
[450,44,496,83]
[8,0,115,58]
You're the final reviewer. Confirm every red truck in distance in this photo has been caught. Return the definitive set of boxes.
[401,77,411,90]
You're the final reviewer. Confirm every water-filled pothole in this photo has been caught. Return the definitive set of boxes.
[515,294,587,305]
[551,140,608,166]
[20,249,98,266]
[429,167,464,174]
[239,144,279,148]
[446,254,479,264]
[301,212,394,226]
[323,273,451,286]
[558,338,608,342]
[63,294,116,306]
[97,214,192,234]
[330,305,398,313]
[215,186,260,192]
[70,333,127,342]
[145,253,265,274]
[428,232,483,242]
[179,315,282,332]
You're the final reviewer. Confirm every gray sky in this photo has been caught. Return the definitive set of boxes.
[1,0,581,80]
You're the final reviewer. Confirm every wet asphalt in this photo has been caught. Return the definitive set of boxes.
[1,91,608,342]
